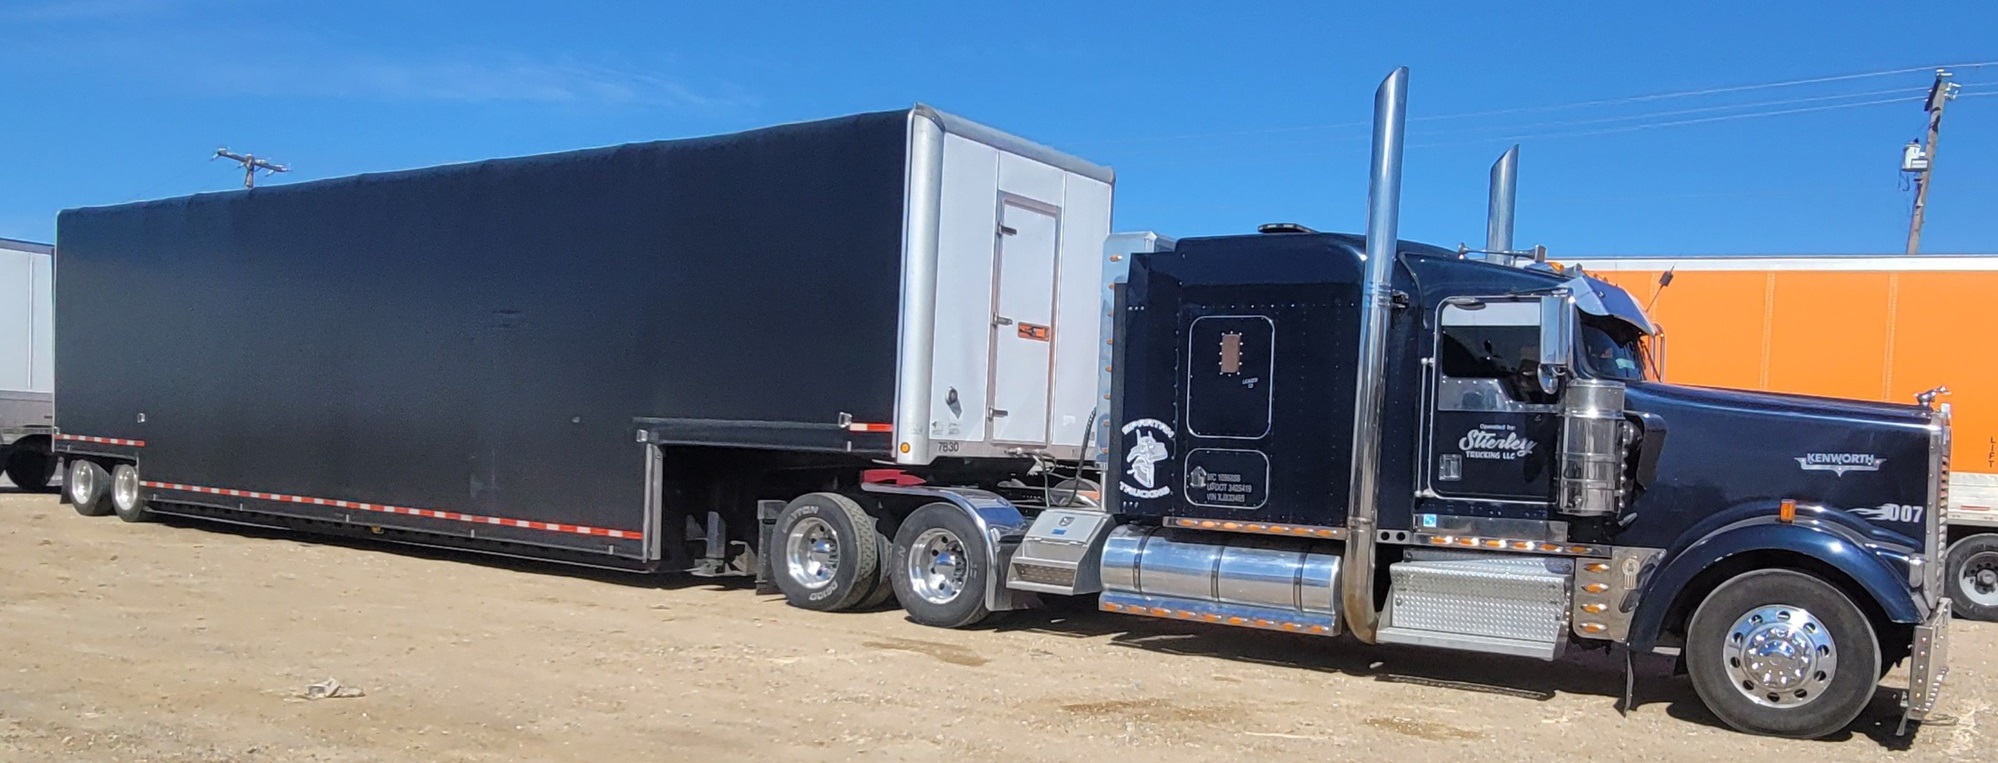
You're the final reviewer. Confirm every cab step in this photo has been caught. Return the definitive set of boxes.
[1376,550,1573,660]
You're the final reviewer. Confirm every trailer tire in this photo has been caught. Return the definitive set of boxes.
[67,459,113,517]
[891,502,992,629]
[769,492,879,612]
[855,526,899,610]
[1944,533,1998,622]
[5,447,57,492]
[1686,569,1880,738]
[110,463,153,523]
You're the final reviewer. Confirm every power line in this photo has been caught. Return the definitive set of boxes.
[1409,86,1928,138]
[1095,60,1998,147]
[1414,60,1990,122]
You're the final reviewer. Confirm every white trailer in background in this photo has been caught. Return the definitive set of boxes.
[1,236,55,490]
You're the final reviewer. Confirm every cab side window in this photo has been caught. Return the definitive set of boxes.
[1437,302,1555,404]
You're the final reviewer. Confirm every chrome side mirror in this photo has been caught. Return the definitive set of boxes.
[1537,294,1573,394]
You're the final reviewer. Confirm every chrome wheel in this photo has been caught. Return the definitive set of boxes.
[1960,550,1998,609]
[783,516,840,590]
[906,527,969,605]
[67,459,97,505]
[1724,605,1838,708]
[112,464,141,512]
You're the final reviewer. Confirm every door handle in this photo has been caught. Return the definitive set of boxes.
[993,316,1015,326]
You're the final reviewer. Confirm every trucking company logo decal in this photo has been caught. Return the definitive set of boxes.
[1795,453,1885,476]
[1459,423,1537,461]
[1850,503,1925,524]
[1121,418,1174,499]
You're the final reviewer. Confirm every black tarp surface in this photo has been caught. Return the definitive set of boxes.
[56,109,912,555]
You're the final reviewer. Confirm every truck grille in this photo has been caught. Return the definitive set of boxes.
[1927,406,1951,603]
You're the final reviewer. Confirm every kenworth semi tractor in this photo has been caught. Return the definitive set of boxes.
[53,70,1950,738]
[1567,253,1998,623]
[1,236,56,490]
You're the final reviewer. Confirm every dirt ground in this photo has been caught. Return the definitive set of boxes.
[1,485,1990,763]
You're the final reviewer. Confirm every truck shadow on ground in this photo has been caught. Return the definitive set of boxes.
[109,514,1924,749]
[137,513,759,594]
[994,606,1922,749]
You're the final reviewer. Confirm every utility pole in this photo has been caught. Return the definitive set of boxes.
[1903,69,1960,255]
[213,148,289,189]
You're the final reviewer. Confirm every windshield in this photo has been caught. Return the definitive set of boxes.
[1579,318,1653,381]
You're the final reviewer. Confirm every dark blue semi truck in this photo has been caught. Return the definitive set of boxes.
[52,69,1949,738]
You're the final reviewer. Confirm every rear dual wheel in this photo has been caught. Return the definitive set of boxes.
[890,502,993,629]
[770,492,890,612]
[67,460,151,522]
[68,459,112,517]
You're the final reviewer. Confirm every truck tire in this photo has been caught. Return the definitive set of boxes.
[890,502,993,629]
[769,492,879,612]
[1686,569,1881,738]
[5,448,56,491]
[855,525,899,610]
[1944,533,1998,622]
[67,459,113,517]
[109,463,153,523]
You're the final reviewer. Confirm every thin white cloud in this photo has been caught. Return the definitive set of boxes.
[191,52,754,109]
[2,0,183,22]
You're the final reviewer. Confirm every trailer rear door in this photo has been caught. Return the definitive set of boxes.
[989,197,1060,444]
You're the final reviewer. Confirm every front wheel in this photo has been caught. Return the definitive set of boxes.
[1686,569,1881,738]
[1944,534,1998,622]
[891,502,993,629]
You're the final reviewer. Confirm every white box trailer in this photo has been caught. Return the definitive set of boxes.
[1,236,55,489]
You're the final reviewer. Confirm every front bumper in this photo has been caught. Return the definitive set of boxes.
[1900,596,1951,734]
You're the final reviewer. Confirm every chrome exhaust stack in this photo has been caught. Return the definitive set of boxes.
[1340,66,1408,644]
[1486,144,1519,254]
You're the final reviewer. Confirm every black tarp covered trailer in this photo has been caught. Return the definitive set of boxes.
[53,106,1114,565]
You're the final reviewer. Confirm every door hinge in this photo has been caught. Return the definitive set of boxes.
[998,225,1018,236]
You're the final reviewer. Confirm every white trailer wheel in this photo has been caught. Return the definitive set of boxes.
[110,463,152,523]
[67,459,112,517]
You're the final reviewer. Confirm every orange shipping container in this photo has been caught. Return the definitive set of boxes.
[1565,255,1998,536]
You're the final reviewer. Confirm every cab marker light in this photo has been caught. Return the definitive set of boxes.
[1779,499,1797,523]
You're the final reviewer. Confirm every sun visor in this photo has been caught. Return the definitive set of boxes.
[1565,275,1656,335]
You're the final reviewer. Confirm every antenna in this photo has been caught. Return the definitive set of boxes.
[213,148,290,189]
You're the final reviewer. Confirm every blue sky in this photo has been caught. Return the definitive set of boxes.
[2,0,1994,254]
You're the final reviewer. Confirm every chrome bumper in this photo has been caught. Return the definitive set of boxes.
[1900,597,1952,735]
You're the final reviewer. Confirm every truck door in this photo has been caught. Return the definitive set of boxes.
[1422,299,1560,505]
[987,196,1061,444]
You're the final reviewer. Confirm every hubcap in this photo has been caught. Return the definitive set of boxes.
[1723,605,1838,708]
[68,461,96,504]
[1961,551,1998,608]
[112,466,141,511]
[783,516,840,590]
[907,527,969,605]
